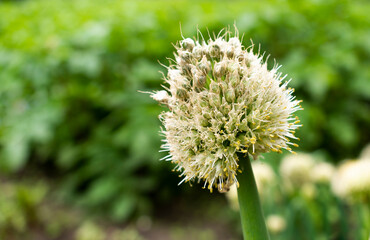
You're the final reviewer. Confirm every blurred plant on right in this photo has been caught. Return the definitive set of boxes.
[227,145,370,240]
[331,153,370,240]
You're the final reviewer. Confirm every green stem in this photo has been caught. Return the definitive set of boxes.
[358,202,370,240]
[237,154,270,240]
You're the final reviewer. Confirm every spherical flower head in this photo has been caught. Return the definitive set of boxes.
[310,161,335,184]
[331,159,370,202]
[279,153,314,191]
[151,28,302,192]
[301,183,316,199]
[266,215,286,234]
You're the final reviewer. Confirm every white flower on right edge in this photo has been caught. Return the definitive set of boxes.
[331,158,370,202]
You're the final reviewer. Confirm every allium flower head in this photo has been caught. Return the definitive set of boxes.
[152,28,302,192]
[279,153,314,190]
[310,161,335,184]
[331,159,370,202]
[266,215,286,234]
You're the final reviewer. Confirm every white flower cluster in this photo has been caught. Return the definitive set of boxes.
[331,159,370,202]
[311,162,335,184]
[266,215,286,234]
[279,153,314,190]
[280,152,336,188]
[152,28,302,192]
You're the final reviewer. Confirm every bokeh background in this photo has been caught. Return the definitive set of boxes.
[0,0,369,239]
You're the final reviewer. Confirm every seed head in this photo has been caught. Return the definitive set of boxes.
[151,28,302,192]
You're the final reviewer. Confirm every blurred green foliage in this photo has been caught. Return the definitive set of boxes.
[0,0,369,223]
[0,181,47,237]
[0,179,149,240]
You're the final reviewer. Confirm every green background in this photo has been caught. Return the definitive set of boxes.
[0,0,369,239]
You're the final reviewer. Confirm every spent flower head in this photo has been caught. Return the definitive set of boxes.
[151,27,302,192]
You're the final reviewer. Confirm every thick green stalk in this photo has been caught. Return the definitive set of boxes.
[358,203,370,240]
[237,154,270,240]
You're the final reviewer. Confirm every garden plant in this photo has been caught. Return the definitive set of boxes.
[151,27,302,239]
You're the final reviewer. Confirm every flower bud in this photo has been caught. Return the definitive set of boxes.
[220,81,228,93]
[209,93,221,107]
[176,88,188,100]
[226,46,235,58]
[198,98,208,108]
[228,72,240,87]
[210,81,220,94]
[220,102,231,115]
[214,61,226,78]
[181,63,192,75]
[194,73,206,90]
[209,42,221,58]
[204,114,212,121]
[198,116,209,127]
[192,45,204,60]
[229,37,242,53]
[214,110,223,119]
[225,89,236,103]
[227,61,239,73]
[179,50,192,63]
[181,38,195,51]
[198,56,211,74]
